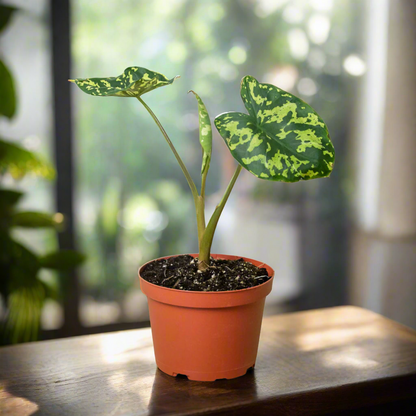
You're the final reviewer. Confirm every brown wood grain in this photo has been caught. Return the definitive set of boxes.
[1,306,416,415]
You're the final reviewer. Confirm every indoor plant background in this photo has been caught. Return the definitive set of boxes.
[2,0,368,331]
[0,4,85,344]
[2,0,415,337]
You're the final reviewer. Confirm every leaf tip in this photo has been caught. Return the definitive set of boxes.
[68,79,75,83]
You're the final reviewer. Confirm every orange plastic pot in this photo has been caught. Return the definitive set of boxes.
[139,253,274,381]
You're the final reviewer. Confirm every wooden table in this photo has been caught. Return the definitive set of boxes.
[1,306,416,415]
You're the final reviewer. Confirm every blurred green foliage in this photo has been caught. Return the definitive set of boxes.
[0,5,85,344]
[0,4,16,119]
[0,139,86,344]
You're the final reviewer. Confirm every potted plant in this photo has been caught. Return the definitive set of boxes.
[71,66,334,381]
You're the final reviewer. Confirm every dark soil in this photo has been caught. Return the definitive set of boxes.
[140,255,271,292]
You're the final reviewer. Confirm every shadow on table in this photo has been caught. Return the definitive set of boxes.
[147,367,258,415]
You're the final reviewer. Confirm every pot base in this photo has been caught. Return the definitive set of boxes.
[157,362,255,381]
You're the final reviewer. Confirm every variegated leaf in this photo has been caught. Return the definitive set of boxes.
[215,76,334,182]
[189,90,212,174]
[70,66,178,98]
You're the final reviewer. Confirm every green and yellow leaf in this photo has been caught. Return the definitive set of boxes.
[215,76,335,182]
[71,66,179,98]
[189,90,212,174]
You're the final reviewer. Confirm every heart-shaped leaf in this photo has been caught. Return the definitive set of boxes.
[215,76,334,182]
[71,66,179,98]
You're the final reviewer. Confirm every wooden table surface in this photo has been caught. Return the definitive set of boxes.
[1,306,416,415]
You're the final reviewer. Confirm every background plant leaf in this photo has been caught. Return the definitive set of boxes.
[12,211,63,228]
[71,66,178,98]
[2,281,45,344]
[215,75,335,182]
[0,189,23,214]
[10,242,40,279]
[189,90,212,174]
[39,279,59,301]
[0,60,16,119]
[39,250,86,271]
[0,232,14,297]
[99,177,121,240]
[0,5,16,33]
[0,139,55,179]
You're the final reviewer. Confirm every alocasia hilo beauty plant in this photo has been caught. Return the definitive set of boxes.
[71,67,334,271]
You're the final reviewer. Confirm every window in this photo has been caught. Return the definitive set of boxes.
[70,0,364,326]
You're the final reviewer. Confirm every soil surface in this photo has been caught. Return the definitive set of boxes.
[140,255,271,292]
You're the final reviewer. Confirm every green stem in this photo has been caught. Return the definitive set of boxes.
[137,97,198,203]
[196,195,205,249]
[198,164,242,269]
[197,160,210,248]
[200,163,208,199]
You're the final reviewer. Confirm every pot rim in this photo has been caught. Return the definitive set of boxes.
[138,253,274,295]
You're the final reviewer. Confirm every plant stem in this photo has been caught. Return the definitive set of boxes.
[137,97,198,203]
[198,164,242,270]
[200,163,208,199]
[196,195,205,249]
[201,169,208,198]
[197,158,210,248]
[137,97,207,247]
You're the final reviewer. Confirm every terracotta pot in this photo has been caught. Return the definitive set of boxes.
[139,253,274,381]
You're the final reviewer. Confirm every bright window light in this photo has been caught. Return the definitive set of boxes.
[307,14,331,45]
[310,0,333,12]
[343,54,367,76]
[288,29,309,60]
[265,65,299,91]
[282,5,304,24]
